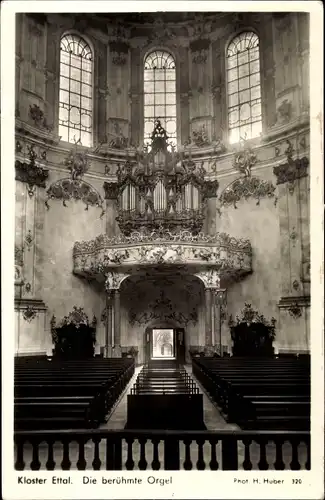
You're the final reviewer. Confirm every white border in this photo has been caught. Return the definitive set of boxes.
[1,2,324,499]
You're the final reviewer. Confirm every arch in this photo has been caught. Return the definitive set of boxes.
[58,33,93,147]
[143,49,177,148]
[226,31,262,144]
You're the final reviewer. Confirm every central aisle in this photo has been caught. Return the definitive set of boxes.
[103,364,237,431]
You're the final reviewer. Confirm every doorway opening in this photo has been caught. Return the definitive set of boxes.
[152,329,175,360]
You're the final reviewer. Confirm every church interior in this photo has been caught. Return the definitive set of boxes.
[13,11,311,471]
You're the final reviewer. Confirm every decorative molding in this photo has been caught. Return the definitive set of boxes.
[63,145,90,179]
[277,295,310,317]
[195,270,220,289]
[202,180,219,199]
[292,279,300,291]
[52,306,97,331]
[45,178,105,217]
[103,181,120,200]
[24,230,34,251]
[219,176,277,209]
[15,160,49,195]
[105,272,130,291]
[233,143,257,177]
[273,156,309,186]
[288,303,303,319]
[290,227,298,247]
[23,306,37,322]
[73,230,252,282]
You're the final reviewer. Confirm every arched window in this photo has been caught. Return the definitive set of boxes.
[144,50,176,148]
[59,34,93,147]
[226,32,262,144]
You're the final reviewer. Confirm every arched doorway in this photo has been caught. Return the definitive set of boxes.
[144,323,186,365]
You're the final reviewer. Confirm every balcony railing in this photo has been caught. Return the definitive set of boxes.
[14,429,310,471]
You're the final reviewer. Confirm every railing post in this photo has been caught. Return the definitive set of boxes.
[221,435,238,470]
[164,437,180,470]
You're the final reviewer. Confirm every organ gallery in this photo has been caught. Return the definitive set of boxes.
[12,10,312,473]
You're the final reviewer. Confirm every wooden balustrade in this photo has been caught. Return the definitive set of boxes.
[14,429,310,471]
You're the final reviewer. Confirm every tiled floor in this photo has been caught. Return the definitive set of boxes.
[15,365,309,470]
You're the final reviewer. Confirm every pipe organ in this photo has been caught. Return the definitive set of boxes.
[114,120,217,235]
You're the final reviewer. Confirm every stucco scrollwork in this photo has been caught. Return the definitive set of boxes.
[15,142,49,196]
[63,144,90,179]
[23,306,38,322]
[195,269,221,289]
[219,177,277,209]
[45,178,105,217]
[105,272,130,291]
[273,156,309,186]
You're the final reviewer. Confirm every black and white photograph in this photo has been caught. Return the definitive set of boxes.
[1,1,324,499]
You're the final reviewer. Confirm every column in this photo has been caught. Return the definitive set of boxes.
[273,154,310,353]
[103,182,119,236]
[203,181,219,235]
[104,292,113,358]
[214,289,227,356]
[113,289,121,357]
[15,150,50,356]
[205,288,212,346]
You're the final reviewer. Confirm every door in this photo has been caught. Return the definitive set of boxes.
[151,328,175,359]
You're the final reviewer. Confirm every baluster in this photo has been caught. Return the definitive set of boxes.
[290,438,301,470]
[138,438,147,470]
[30,440,41,470]
[76,438,87,470]
[92,437,102,470]
[183,439,192,470]
[151,439,160,470]
[257,438,269,471]
[221,436,238,470]
[242,438,252,470]
[46,440,56,470]
[15,439,25,471]
[209,439,219,470]
[125,438,135,470]
[61,439,71,470]
[196,439,206,470]
[274,438,285,470]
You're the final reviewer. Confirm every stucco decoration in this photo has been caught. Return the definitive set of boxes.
[219,141,277,208]
[15,244,24,284]
[219,176,277,208]
[73,230,252,281]
[228,303,276,333]
[29,104,51,130]
[109,41,129,66]
[273,156,309,186]
[51,307,97,331]
[129,290,198,327]
[195,269,220,289]
[104,272,130,291]
[192,125,210,147]
[107,121,128,149]
[23,306,38,322]
[288,303,302,319]
[63,144,90,179]
[45,178,105,217]
[15,143,49,196]
[190,37,210,64]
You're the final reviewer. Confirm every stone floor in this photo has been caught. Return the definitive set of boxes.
[16,365,309,470]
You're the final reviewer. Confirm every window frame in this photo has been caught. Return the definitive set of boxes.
[141,47,180,149]
[225,29,263,145]
[58,31,95,148]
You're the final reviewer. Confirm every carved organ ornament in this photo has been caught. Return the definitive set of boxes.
[103,121,218,235]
